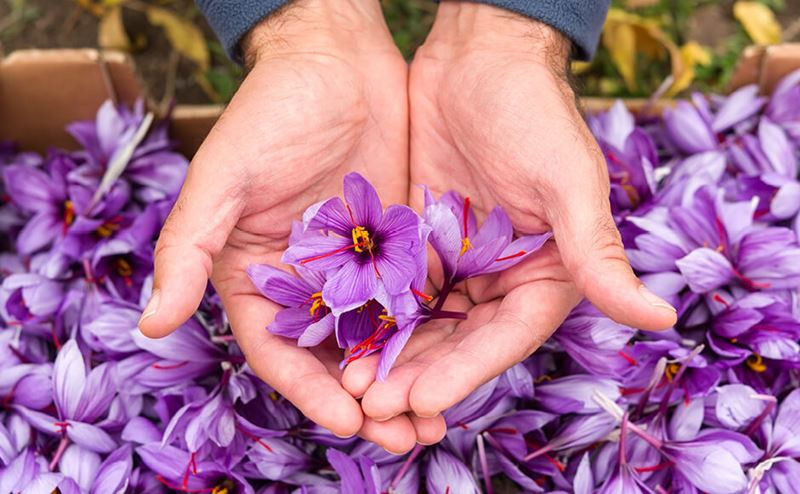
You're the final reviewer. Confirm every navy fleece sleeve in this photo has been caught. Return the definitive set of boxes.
[196,0,609,62]
[468,0,610,59]
[195,0,291,61]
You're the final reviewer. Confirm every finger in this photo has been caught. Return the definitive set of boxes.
[410,281,578,418]
[341,354,379,399]
[138,145,245,338]
[356,322,457,420]
[549,165,676,331]
[409,414,447,446]
[358,415,417,455]
[227,293,363,438]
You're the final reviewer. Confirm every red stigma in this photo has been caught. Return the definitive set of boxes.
[712,293,730,308]
[152,361,189,370]
[495,250,527,262]
[299,242,361,265]
[462,197,470,238]
[236,425,273,453]
[618,349,637,366]
[410,288,433,302]
[634,460,674,473]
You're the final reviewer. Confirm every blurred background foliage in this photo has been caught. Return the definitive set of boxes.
[0,0,797,105]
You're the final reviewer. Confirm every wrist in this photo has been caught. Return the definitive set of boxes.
[422,1,571,75]
[241,0,395,69]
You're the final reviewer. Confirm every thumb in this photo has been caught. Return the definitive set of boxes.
[138,159,244,338]
[550,173,677,331]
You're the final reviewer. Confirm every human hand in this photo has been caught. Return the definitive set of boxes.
[137,0,440,453]
[343,1,677,424]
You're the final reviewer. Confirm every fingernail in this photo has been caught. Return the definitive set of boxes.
[639,285,676,313]
[333,432,356,439]
[138,289,161,327]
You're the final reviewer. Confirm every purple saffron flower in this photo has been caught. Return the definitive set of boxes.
[589,101,659,215]
[246,264,334,346]
[0,273,65,325]
[284,173,426,314]
[766,68,800,143]
[423,188,551,284]
[326,448,381,494]
[426,448,480,494]
[14,340,118,453]
[1,153,81,255]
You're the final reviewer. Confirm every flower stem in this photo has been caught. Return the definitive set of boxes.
[432,282,453,312]
[49,436,69,471]
[390,444,424,489]
[429,310,468,320]
[477,433,494,494]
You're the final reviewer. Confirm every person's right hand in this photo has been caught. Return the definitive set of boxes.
[137,0,440,453]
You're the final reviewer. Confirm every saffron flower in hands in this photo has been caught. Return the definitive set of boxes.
[247,172,551,380]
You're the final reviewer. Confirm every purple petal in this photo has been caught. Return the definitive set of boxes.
[297,313,335,347]
[268,308,313,339]
[759,119,797,178]
[771,181,800,219]
[304,197,353,236]
[343,173,382,230]
[246,264,315,307]
[482,232,552,275]
[2,165,61,212]
[426,449,480,494]
[711,85,765,132]
[66,421,118,453]
[282,234,354,271]
[669,397,704,440]
[714,384,766,429]
[663,101,717,154]
[573,452,594,494]
[675,248,735,293]
[322,260,378,315]
[424,203,461,278]
[376,326,413,381]
[90,445,132,494]
[666,442,747,493]
[53,340,86,420]
[326,449,364,492]
[16,212,60,255]
[58,444,101,492]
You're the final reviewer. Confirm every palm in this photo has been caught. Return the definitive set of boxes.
[212,53,409,435]
[342,50,583,420]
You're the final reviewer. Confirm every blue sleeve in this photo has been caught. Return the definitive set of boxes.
[471,0,610,60]
[197,0,608,63]
[196,0,291,62]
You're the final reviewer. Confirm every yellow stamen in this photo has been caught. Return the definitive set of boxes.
[730,338,738,343]
[378,314,396,326]
[665,362,681,382]
[352,226,372,253]
[212,479,236,494]
[460,237,473,256]
[63,200,75,226]
[269,391,279,401]
[308,292,325,317]
[746,354,767,372]
[114,258,133,277]
[534,374,552,384]
[96,221,120,238]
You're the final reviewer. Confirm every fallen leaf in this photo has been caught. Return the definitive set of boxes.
[602,14,638,90]
[145,6,210,70]
[571,60,593,75]
[733,1,782,45]
[667,42,712,96]
[98,5,131,51]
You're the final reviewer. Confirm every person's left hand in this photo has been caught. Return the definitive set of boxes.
[341,1,677,424]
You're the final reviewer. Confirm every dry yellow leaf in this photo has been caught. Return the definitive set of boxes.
[602,17,638,90]
[145,6,210,70]
[571,60,593,75]
[666,42,712,96]
[98,5,131,51]
[733,1,782,45]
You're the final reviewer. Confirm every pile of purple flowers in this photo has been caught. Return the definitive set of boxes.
[1,69,800,494]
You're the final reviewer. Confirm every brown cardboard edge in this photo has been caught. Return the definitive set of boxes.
[758,43,800,94]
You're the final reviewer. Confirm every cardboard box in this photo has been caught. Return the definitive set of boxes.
[2,45,800,156]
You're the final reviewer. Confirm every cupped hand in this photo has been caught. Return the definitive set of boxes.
[137,0,438,452]
[343,1,678,423]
